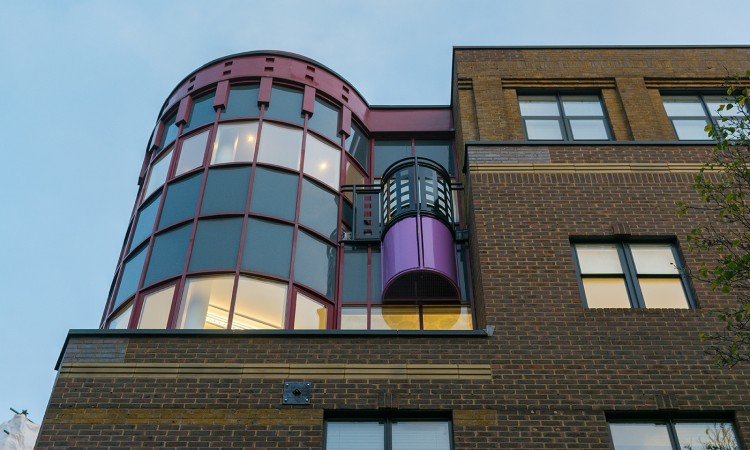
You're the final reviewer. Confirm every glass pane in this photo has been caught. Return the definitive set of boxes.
[130,193,161,250]
[457,244,470,301]
[143,223,192,286]
[294,231,336,297]
[371,306,419,330]
[264,85,304,126]
[189,218,243,272]
[211,121,258,165]
[299,178,339,239]
[175,130,209,176]
[257,122,302,170]
[158,172,202,229]
[561,96,604,116]
[374,140,411,177]
[346,122,369,171]
[138,285,175,329]
[576,244,622,274]
[249,167,298,221]
[307,97,340,143]
[423,306,472,330]
[582,278,631,308]
[340,307,368,329]
[326,421,384,450]
[371,249,382,303]
[569,119,608,140]
[344,161,366,201]
[108,303,133,329]
[518,96,560,116]
[342,248,368,302]
[675,422,740,450]
[704,95,745,118]
[221,84,261,120]
[525,119,563,140]
[640,278,689,308]
[114,246,147,308]
[630,244,678,274]
[184,91,215,132]
[143,148,172,199]
[293,293,327,329]
[241,218,293,278]
[662,96,705,116]
[673,119,711,140]
[176,276,234,329]
[609,423,672,450]
[304,134,340,190]
[415,140,455,175]
[392,421,451,450]
[160,114,179,148]
[201,167,251,215]
[232,276,287,329]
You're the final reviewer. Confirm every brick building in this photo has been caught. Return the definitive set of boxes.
[37,47,750,448]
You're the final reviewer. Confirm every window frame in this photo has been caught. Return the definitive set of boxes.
[662,92,749,141]
[571,239,695,309]
[518,92,613,141]
[325,411,454,450]
[607,413,742,450]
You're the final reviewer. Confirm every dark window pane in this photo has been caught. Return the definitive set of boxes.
[307,97,340,142]
[299,178,339,239]
[342,247,368,302]
[130,193,161,251]
[184,91,216,132]
[221,84,261,119]
[370,248,381,303]
[346,123,369,172]
[241,218,293,278]
[457,244,470,302]
[189,218,243,272]
[114,246,147,308]
[158,173,203,229]
[415,140,454,175]
[201,167,251,215]
[160,113,179,148]
[294,230,336,297]
[249,167,298,221]
[143,223,192,286]
[264,85,304,126]
[374,140,411,177]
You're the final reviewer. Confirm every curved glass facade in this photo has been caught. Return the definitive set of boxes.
[103,53,473,331]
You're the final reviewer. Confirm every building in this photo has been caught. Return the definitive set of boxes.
[37,46,750,449]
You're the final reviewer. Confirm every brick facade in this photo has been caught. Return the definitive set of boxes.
[37,47,750,448]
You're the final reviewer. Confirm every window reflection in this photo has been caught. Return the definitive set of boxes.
[304,134,340,190]
[138,285,175,329]
[143,147,172,200]
[211,121,258,164]
[293,292,327,329]
[108,302,133,329]
[232,276,287,329]
[175,130,209,176]
[257,122,302,170]
[177,276,234,329]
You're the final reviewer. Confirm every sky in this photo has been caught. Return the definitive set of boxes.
[0,0,747,424]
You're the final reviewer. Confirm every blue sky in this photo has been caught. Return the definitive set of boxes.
[0,0,746,423]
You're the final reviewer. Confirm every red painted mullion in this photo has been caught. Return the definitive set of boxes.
[332,126,346,329]
[226,105,265,330]
[285,110,308,329]
[165,108,221,329]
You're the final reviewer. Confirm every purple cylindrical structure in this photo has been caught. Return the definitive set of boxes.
[381,215,459,301]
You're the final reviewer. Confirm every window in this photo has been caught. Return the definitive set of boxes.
[573,241,692,309]
[326,416,452,450]
[663,94,748,140]
[609,417,740,450]
[519,94,611,141]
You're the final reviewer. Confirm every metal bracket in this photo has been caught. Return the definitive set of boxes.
[283,381,312,405]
